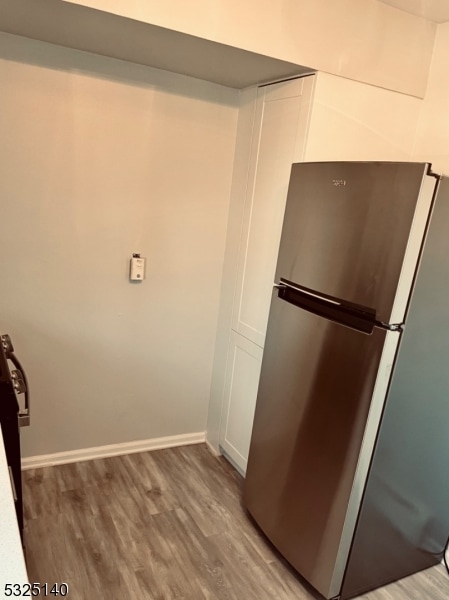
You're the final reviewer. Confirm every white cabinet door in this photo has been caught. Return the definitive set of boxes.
[232,76,314,348]
[219,331,263,473]
[218,76,314,473]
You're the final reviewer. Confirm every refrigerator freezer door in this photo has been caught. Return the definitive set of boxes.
[276,162,434,325]
[243,292,400,599]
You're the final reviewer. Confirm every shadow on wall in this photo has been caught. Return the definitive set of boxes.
[0,30,240,107]
[0,30,240,459]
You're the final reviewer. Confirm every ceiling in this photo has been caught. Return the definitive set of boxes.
[378,0,449,22]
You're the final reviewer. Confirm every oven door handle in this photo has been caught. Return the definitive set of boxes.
[9,353,30,428]
[18,407,30,428]
[8,466,18,502]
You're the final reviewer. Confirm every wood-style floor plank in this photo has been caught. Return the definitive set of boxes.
[22,444,449,599]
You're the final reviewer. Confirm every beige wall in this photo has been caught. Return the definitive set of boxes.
[63,0,435,97]
[305,72,422,162]
[413,22,449,174]
[0,32,238,457]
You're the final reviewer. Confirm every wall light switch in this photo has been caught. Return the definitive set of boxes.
[130,254,145,281]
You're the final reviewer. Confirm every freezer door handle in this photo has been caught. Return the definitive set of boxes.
[275,279,377,334]
[275,280,341,306]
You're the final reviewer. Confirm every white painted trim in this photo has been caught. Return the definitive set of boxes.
[205,438,222,457]
[21,432,206,470]
[219,446,246,478]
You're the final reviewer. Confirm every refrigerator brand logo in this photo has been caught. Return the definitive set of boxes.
[332,179,347,187]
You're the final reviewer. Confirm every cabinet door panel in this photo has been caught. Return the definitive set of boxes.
[219,332,263,473]
[233,77,313,347]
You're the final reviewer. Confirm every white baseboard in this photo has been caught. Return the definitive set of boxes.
[21,432,206,470]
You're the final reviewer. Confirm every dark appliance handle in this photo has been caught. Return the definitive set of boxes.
[275,280,377,334]
[8,353,30,428]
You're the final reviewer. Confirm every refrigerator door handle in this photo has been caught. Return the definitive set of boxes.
[278,278,377,318]
[276,281,341,306]
[275,279,377,334]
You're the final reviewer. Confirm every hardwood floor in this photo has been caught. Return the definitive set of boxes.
[23,444,448,599]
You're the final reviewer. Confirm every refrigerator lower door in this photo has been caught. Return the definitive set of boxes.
[244,292,400,599]
[341,178,449,598]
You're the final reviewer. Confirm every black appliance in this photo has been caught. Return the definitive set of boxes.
[0,334,29,542]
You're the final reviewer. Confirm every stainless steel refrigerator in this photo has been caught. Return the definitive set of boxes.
[243,162,449,599]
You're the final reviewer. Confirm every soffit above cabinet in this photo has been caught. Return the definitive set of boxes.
[0,0,311,88]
